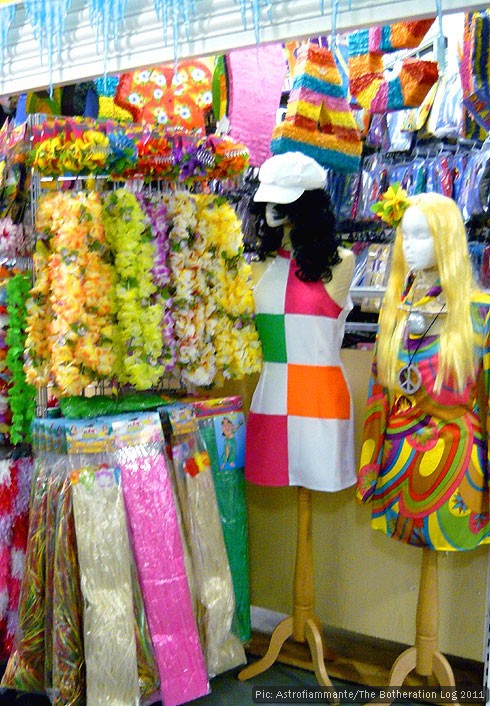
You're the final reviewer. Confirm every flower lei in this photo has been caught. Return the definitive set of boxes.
[25,191,117,396]
[194,196,262,381]
[102,190,165,389]
[0,217,29,258]
[371,182,410,227]
[29,130,111,176]
[6,273,36,443]
[24,194,56,388]
[166,192,261,386]
[136,193,177,372]
[166,191,218,386]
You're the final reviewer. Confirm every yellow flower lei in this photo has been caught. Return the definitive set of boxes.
[102,189,165,390]
[26,191,117,396]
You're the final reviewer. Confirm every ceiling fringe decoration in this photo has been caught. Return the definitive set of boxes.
[235,0,272,43]
[88,0,129,79]
[0,4,15,75]
[152,0,197,64]
[23,0,72,93]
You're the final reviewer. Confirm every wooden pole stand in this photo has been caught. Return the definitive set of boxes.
[370,547,458,706]
[239,487,337,693]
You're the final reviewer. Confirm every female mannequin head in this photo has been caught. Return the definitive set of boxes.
[400,206,436,272]
[377,192,476,393]
[252,152,340,282]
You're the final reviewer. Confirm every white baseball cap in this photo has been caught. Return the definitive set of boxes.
[254,152,327,204]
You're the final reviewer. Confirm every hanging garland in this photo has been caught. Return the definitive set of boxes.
[5,273,36,445]
[102,190,165,390]
[166,192,261,387]
[165,191,217,387]
[195,196,262,382]
[25,191,117,396]
[136,193,177,373]
[24,194,56,389]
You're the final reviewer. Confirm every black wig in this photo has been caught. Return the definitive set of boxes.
[252,189,341,283]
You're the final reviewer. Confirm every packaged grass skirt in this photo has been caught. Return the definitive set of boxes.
[111,412,209,706]
[4,413,210,706]
[192,396,251,642]
[164,404,246,678]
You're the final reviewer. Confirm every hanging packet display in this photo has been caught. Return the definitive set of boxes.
[164,403,246,677]
[191,396,251,643]
[112,411,209,706]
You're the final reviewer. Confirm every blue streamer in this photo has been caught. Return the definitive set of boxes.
[0,4,15,76]
[435,0,446,73]
[235,0,272,43]
[88,0,128,79]
[24,0,72,95]
[153,0,197,65]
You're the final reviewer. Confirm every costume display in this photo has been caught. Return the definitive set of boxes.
[245,151,356,492]
[357,189,490,551]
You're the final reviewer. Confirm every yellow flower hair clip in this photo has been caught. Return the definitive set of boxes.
[371,182,409,228]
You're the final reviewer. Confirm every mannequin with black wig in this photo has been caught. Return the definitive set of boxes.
[252,189,342,283]
[241,159,356,688]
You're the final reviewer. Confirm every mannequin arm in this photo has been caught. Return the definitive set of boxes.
[324,247,355,308]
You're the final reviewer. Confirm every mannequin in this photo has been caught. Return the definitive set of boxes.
[240,152,356,688]
[358,190,490,696]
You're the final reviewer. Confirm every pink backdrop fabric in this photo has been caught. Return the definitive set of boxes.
[228,44,286,167]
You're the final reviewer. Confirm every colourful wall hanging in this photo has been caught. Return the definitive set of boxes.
[348,20,439,113]
[227,44,286,167]
[115,59,214,130]
[270,43,362,174]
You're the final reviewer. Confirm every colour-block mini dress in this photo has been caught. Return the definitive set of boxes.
[245,250,357,492]
[357,291,490,551]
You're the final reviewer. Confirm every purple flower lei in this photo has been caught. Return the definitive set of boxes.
[136,193,177,371]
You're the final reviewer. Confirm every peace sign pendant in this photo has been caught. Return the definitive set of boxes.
[398,364,421,394]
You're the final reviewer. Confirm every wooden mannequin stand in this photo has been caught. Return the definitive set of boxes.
[238,486,336,689]
[374,547,458,706]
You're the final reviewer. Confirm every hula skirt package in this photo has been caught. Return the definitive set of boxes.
[3,412,210,706]
[163,403,246,678]
[191,396,251,643]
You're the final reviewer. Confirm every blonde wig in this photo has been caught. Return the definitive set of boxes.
[377,192,476,393]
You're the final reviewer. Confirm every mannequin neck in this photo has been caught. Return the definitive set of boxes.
[280,224,293,252]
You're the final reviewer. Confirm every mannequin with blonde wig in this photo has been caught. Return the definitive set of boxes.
[357,190,490,700]
[377,192,476,394]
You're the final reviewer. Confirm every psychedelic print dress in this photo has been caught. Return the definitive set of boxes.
[357,291,490,551]
[245,250,356,492]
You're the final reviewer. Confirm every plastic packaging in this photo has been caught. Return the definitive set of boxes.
[114,412,209,706]
[51,474,85,706]
[192,397,251,643]
[71,463,140,706]
[165,404,246,678]
[2,457,51,694]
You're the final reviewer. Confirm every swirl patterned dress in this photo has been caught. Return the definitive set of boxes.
[357,291,490,550]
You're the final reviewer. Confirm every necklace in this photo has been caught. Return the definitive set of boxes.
[398,302,446,395]
[400,271,445,336]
